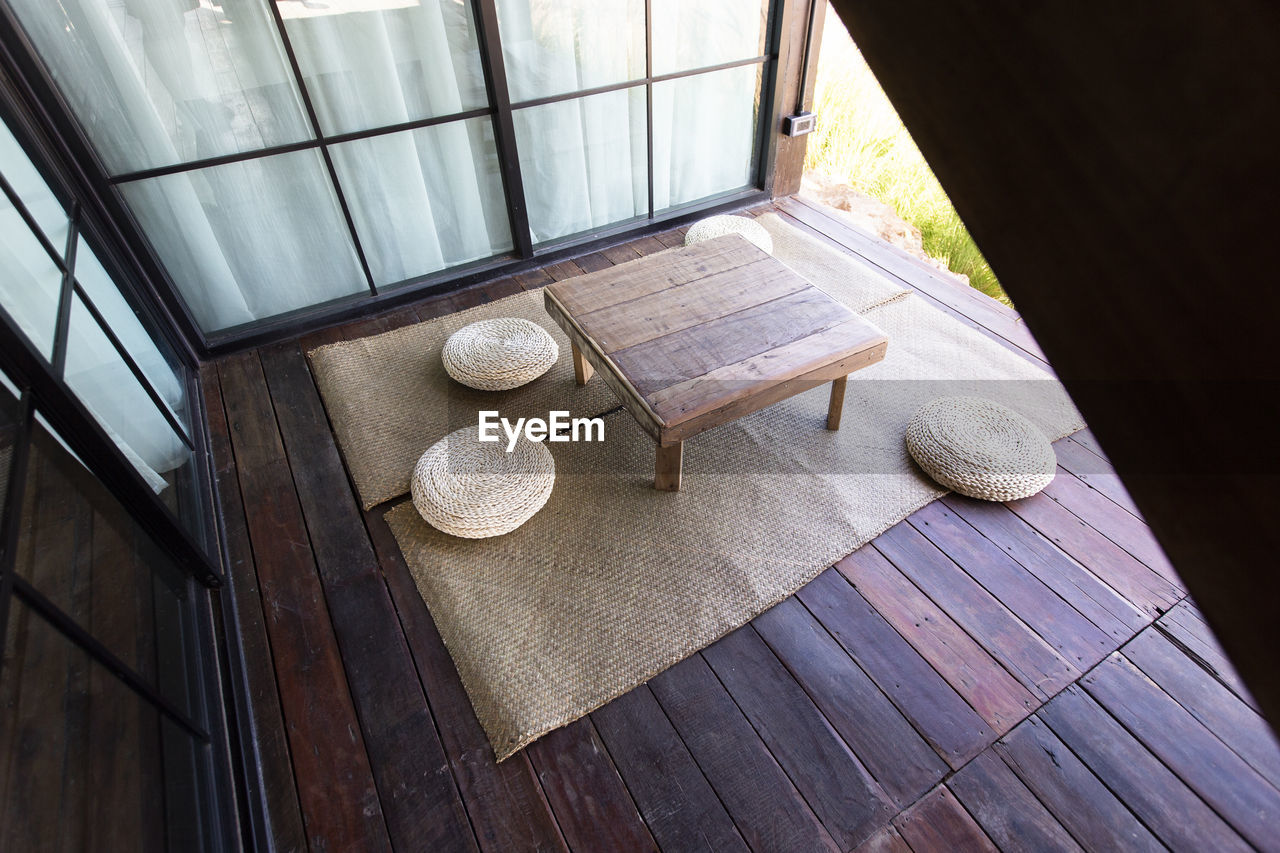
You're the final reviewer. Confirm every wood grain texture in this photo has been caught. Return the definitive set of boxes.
[548,238,763,317]
[839,543,1036,733]
[702,625,896,850]
[1123,628,1280,790]
[610,287,854,396]
[525,719,658,853]
[543,233,887,451]
[649,654,841,853]
[796,567,993,768]
[654,441,682,491]
[824,0,1280,733]
[1040,684,1250,851]
[1052,435,1142,516]
[365,509,566,853]
[201,369,307,853]
[218,352,392,853]
[947,749,1082,852]
[874,520,1079,701]
[1083,651,1280,848]
[892,785,996,852]
[260,343,477,853]
[907,500,1113,670]
[752,596,947,807]
[592,686,749,853]
[1005,490,1182,619]
[996,716,1163,852]
[940,494,1147,641]
[1156,599,1259,710]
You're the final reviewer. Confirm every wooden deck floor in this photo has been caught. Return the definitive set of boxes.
[204,197,1280,852]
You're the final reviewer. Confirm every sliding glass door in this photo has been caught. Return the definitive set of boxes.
[0,113,233,848]
[2,0,777,338]
[501,0,770,245]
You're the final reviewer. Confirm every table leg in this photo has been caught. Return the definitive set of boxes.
[655,442,683,491]
[827,375,848,430]
[571,341,594,385]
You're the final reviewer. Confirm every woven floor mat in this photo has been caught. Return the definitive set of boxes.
[385,290,1084,761]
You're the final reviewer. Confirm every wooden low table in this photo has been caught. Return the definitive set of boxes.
[543,234,889,490]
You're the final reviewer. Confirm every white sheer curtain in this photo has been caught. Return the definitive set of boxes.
[7,0,508,331]
[496,0,767,242]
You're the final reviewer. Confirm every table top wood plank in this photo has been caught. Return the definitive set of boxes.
[646,319,887,427]
[550,237,763,317]
[611,288,856,397]
[577,257,806,353]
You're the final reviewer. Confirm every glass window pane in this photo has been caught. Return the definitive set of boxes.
[63,296,201,535]
[13,411,200,720]
[330,119,512,286]
[0,601,214,851]
[75,239,191,437]
[0,199,63,359]
[651,0,770,75]
[514,87,647,244]
[5,0,313,175]
[116,149,367,333]
[496,0,645,103]
[282,0,489,136]
[0,120,69,252]
[653,64,762,211]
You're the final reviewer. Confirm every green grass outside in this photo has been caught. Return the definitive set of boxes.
[804,14,1010,306]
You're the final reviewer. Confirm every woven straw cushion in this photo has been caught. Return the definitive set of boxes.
[411,426,555,538]
[442,317,558,391]
[684,214,774,254]
[905,396,1056,501]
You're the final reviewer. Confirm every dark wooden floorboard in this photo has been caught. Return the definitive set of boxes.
[940,494,1147,641]
[702,625,897,850]
[525,718,659,853]
[995,715,1164,852]
[1040,684,1252,851]
[797,567,993,769]
[364,508,566,853]
[891,785,997,852]
[907,499,1114,671]
[591,685,749,853]
[873,519,1080,700]
[1040,465,1181,585]
[1123,628,1280,789]
[259,343,477,853]
[1083,651,1280,848]
[1052,435,1143,517]
[218,352,392,853]
[1157,599,1259,710]
[207,198,1280,852]
[650,653,841,853]
[201,370,308,853]
[752,596,947,808]
[947,749,1083,851]
[1005,490,1182,619]
[839,543,1036,733]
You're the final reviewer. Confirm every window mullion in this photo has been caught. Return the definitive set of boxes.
[50,202,79,376]
[474,0,533,258]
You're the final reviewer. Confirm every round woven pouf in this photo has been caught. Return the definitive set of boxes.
[684,214,774,254]
[411,426,555,538]
[905,397,1055,501]
[442,318,558,391]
